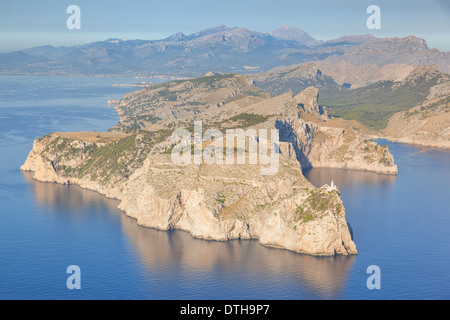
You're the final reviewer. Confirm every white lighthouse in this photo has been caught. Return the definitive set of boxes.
[326,180,338,191]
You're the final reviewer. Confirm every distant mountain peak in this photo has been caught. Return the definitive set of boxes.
[324,34,375,45]
[406,35,429,49]
[189,24,232,39]
[269,25,315,44]
[369,35,429,50]
[164,32,187,42]
[276,24,302,31]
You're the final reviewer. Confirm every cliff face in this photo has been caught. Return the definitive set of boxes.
[21,131,357,256]
[294,86,328,121]
[382,69,450,149]
[276,118,397,174]
[274,87,398,174]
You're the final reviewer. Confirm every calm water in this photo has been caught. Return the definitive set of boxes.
[0,76,449,299]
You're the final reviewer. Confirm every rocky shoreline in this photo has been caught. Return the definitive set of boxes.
[21,133,358,256]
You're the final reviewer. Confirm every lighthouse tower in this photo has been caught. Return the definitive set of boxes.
[326,180,338,191]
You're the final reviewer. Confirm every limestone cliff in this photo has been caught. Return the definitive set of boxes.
[294,86,328,121]
[21,130,357,256]
[276,117,397,174]
[273,87,398,174]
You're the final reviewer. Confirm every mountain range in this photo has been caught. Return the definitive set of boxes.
[1,25,449,77]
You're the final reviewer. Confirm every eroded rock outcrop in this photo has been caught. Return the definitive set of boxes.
[294,86,328,121]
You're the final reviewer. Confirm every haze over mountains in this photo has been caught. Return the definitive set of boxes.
[1,25,449,77]
[3,24,449,147]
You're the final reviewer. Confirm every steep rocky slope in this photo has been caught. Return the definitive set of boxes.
[250,63,341,96]
[275,87,397,174]
[252,61,415,95]
[383,95,450,149]
[252,63,450,149]
[323,35,450,74]
[111,73,397,173]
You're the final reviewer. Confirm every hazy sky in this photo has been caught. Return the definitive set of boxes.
[0,0,449,52]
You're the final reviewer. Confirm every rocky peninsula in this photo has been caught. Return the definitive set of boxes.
[21,73,401,256]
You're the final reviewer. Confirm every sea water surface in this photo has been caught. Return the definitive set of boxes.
[0,76,448,299]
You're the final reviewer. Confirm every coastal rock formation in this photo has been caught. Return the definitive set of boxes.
[277,118,397,174]
[21,131,357,256]
[294,86,328,121]
[20,73,402,256]
[275,87,398,174]
[313,60,414,89]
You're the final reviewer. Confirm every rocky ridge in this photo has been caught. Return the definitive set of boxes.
[383,95,450,149]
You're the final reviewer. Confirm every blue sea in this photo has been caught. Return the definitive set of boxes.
[0,76,448,299]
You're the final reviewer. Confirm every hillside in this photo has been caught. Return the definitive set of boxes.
[108,73,397,174]
[110,72,269,132]
[319,65,450,130]
[383,95,450,149]
[312,60,414,89]
[249,63,342,97]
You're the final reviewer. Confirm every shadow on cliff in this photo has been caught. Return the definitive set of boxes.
[275,119,313,170]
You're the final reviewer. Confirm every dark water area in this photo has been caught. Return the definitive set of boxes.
[0,76,448,299]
